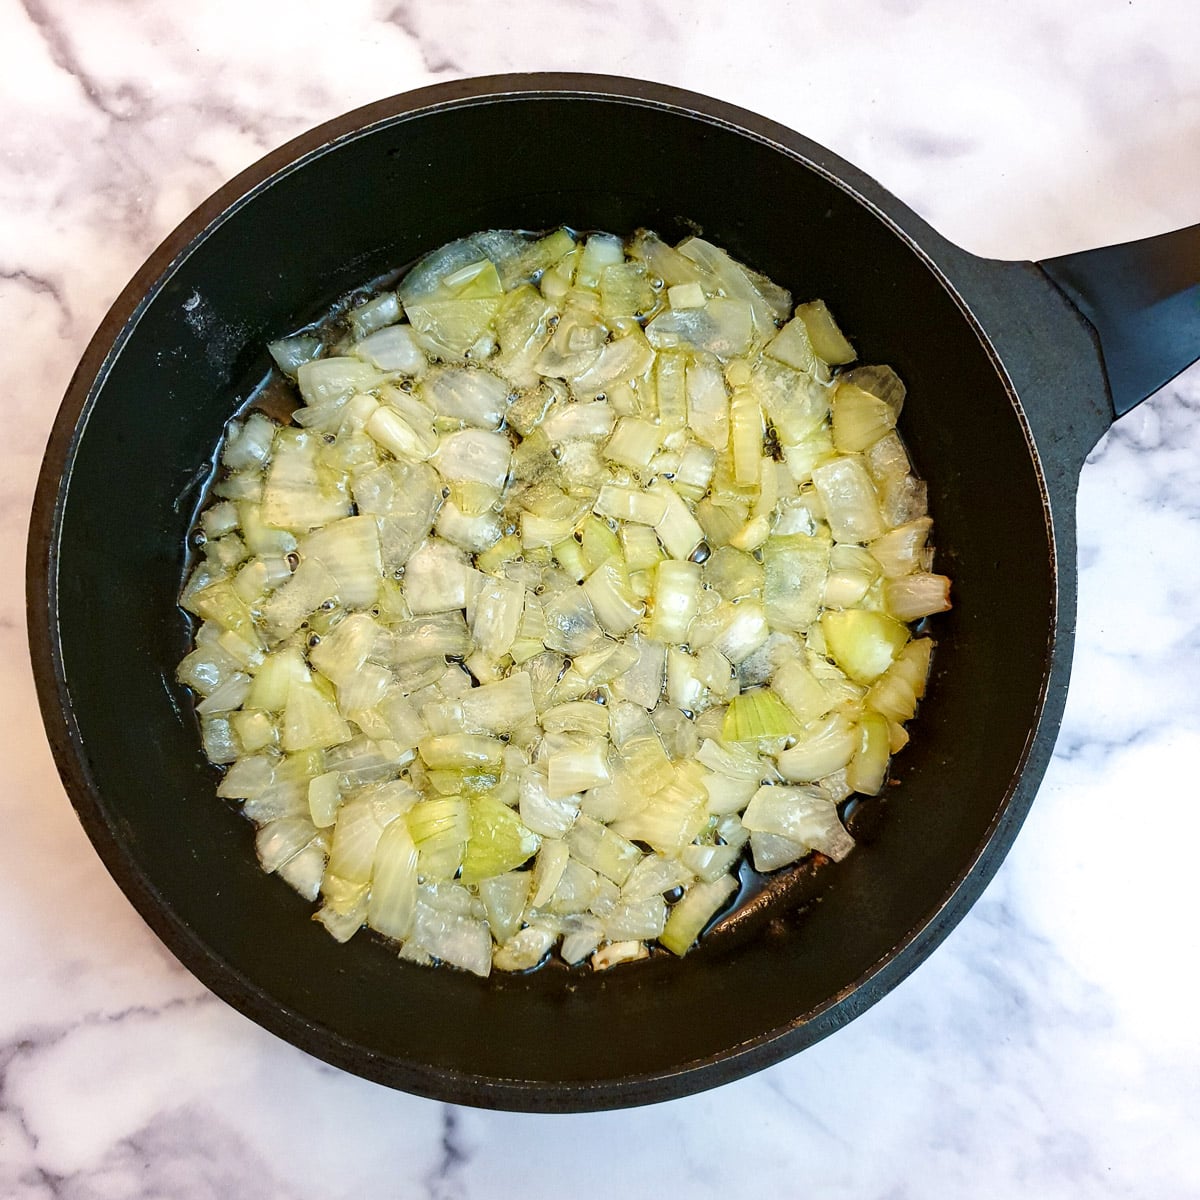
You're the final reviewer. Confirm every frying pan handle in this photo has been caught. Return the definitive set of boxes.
[1039,223,1200,417]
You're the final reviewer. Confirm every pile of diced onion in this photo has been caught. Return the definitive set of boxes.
[177,227,951,977]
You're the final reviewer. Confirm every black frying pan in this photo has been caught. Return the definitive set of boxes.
[26,75,1200,1112]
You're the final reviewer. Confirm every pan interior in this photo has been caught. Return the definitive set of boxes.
[46,92,1054,1103]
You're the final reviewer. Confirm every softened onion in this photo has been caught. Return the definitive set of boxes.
[179,226,951,977]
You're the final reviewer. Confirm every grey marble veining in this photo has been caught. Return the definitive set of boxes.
[3,1,1199,1196]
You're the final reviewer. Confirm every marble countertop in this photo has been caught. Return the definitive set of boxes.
[4,1,1198,1195]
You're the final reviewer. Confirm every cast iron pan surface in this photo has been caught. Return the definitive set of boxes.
[27,75,1200,1111]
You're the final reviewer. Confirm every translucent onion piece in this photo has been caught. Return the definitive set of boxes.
[748,829,809,872]
[610,633,666,709]
[367,820,420,940]
[565,814,641,886]
[741,784,855,861]
[762,535,830,633]
[301,516,382,610]
[422,365,510,429]
[604,896,666,941]
[681,841,744,884]
[572,334,655,395]
[560,916,606,965]
[541,586,605,656]
[649,560,701,642]
[493,924,557,972]
[327,794,400,884]
[685,356,730,451]
[460,671,536,733]
[406,796,469,880]
[821,609,910,684]
[518,768,579,839]
[846,711,891,796]
[723,688,796,746]
[260,430,351,531]
[409,900,492,977]
[771,658,834,726]
[811,456,886,544]
[583,558,644,636]
[547,740,612,799]
[831,382,898,453]
[276,839,329,902]
[793,299,856,366]
[478,871,532,943]
[402,538,474,615]
[869,517,934,578]
[460,794,540,885]
[659,875,737,956]
[296,357,383,407]
[774,712,858,782]
[529,837,571,907]
[256,816,319,875]
[621,854,694,903]
[268,336,322,379]
[884,573,953,621]
[592,940,648,971]
[281,672,352,753]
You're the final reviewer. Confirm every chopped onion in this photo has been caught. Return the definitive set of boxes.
[180,225,951,976]
[594,483,666,526]
[300,516,382,610]
[422,365,510,429]
[564,814,641,886]
[729,390,763,486]
[659,875,737,956]
[353,323,427,374]
[460,671,536,733]
[296,357,383,407]
[685,355,730,451]
[611,773,707,856]
[479,871,532,942]
[519,769,580,839]
[648,559,701,642]
[366,819,419,939]
[846,711,891,796]
[547,739,612,799]
[869,517,934,578]
[327,792,401,884]
[762,535,830,633]
[582,558,644,636]
[268,336,322,379]
[408,899,492,977]
[460,794,539,885]
[831,381,898,453]
[821,609,910,684]
[256,816,320,875]
[884,573,953,621]
[722,688,796,746]
[812,456,886,544]
[793,300,856,366]
[741,784,855,861]
[431,428,511,499]
[572,334,655,395]
[680,840,744,884]
[603,895,667,941]
[402,538,474,615]
[592,940,648,970]
[775,712,858,782]
[711,602,770,666]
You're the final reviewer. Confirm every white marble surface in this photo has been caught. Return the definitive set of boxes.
[4,0,1199,1195]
